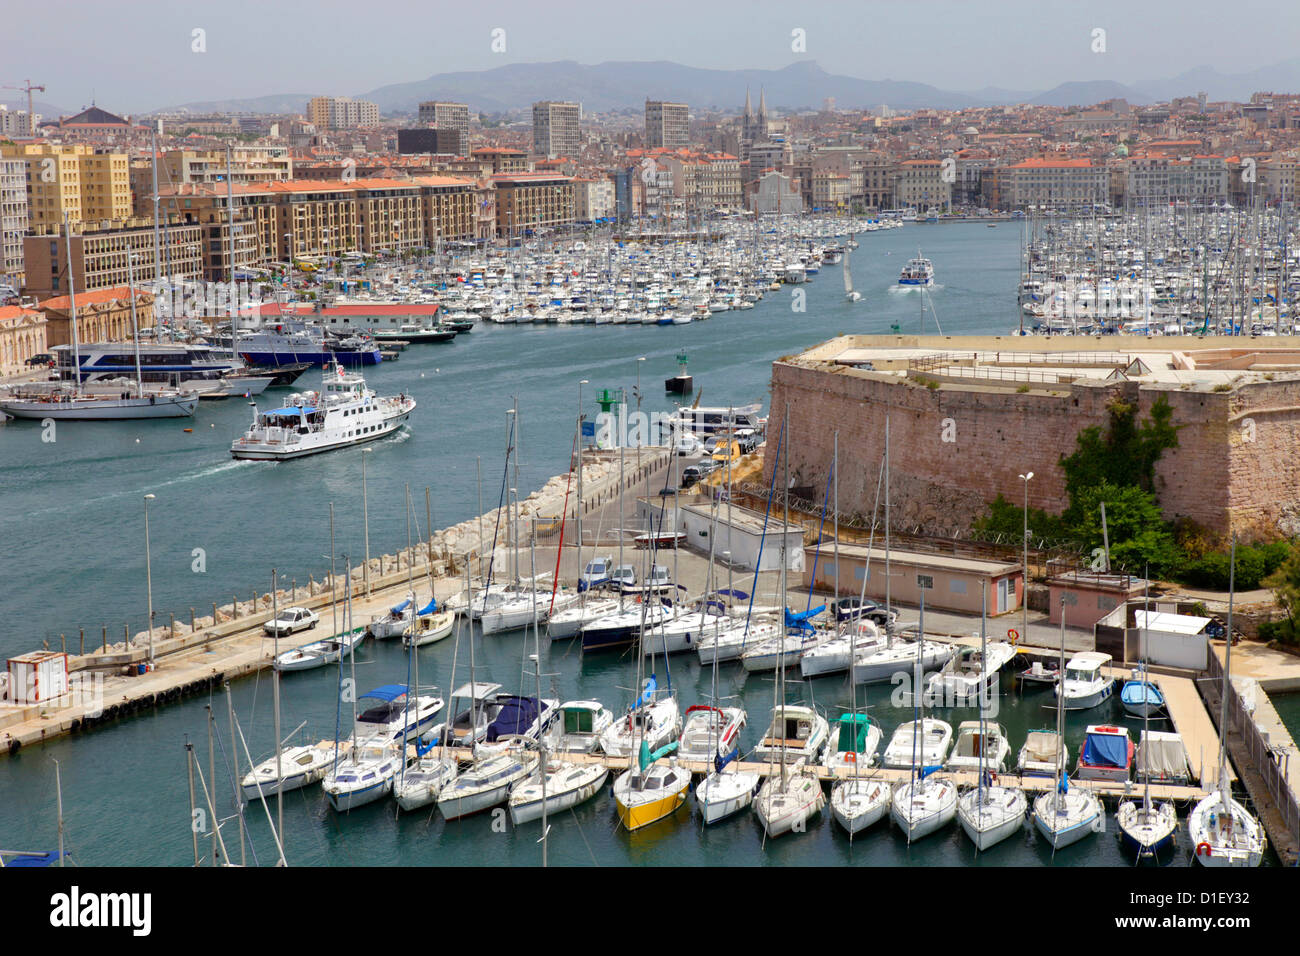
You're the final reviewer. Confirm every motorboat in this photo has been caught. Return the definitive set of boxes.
[1055,652,1116,710]
[544,700,615,754]
[1120,662,1166,718]
[481,695,557,748]
[945,720,1010,773]
[677,705,745,763]
[437,739,540,820]
[272,627,365,672]
[1075,724,1134,783]
[881,718,953,770]
[508,759,609,825]
[231,362,415,461]
[431,682,506,749]
[1135,730,1191,786]
[898,255,935,287]
[751,705,829,767]
[1018,730,1068,776]
[821,712,881,773]
[321,735,406,812]
[354,684,445,742]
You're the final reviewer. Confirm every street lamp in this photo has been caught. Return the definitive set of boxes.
[1018,471,1034,644]
[635,356,646,465]
[144,493,156,663]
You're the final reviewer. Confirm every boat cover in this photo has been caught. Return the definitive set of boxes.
[717,589,750,601]
[1082,730,1129,768]
[0,850,67,867]
[635,675,657,709]
[835,714,871,752]
[638,738,678,771]
[1137,731,1189,779]
[1121,680,1163,706]
[784,605,826,634]
[485,695,545,741]
[417,597,438,615]
[919,764,943,780]
[390,598,412,615]
[264,406,316,416]
[1022,731,1061,762]
[359,683,407,702]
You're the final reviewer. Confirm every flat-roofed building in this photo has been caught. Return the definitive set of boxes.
[23,218,203,298]
[645,100,689,149]
[532,101,581,159]
[397,128,465,156]
[416,101,470,154]
[307,96,380,130]
[470,147,529,174]
[1,143,131,231]
[410,175,478,243]
[38,285,155,347]
[1,158,29,287]
[1005,157,1108,210]
[894,158,951,211]
[493,172,575,237]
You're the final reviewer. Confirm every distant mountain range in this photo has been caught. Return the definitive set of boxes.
[146,56,1300,117]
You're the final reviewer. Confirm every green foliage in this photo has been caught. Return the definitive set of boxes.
[1259,618,1299,645]
[972,493,1066,543]
[1068,482,1181,577]
[1185,540,1292,591]
[1263,542,1300,628]
[1060,395,1180,514]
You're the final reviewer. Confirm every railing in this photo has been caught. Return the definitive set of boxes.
[1205,649,1300,851]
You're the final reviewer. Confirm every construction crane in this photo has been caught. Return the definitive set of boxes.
[1,79,45,133]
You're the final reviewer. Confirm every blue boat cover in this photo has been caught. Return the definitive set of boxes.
[919,764,943,780]
[390,598,412,614]
[0,850,66,867]
[635,675,657,709]
[263,406,317,416]
[1082,731,1128,768]
[486,695,546,742]
[717,588,749,601]
[359,684,408,702]
[639,738,678,770]
[1121,680,1163,706]
[785,605,826,634]
[417,597,437,615]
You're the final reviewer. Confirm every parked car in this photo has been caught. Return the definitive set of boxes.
[25,353,54,367]
[702,435,726,454]
[608,564,636,591]
[735,429,760,454]
[264,607,319,636]
[681,459,721,488]
[674,432,704,456]
[579,555,614,592]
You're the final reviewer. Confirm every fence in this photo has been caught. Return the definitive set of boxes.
[1205,649,1300,850]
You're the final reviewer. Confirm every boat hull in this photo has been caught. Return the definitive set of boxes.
[1,394,199,419]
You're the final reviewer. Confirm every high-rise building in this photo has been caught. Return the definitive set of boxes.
[0,105,40,137]
[1,158,29,287]
[645,100,689,149]
[532,101,581,159]
[417,101,470,139]
[398,128,464,156]
[0,143,131,232]
[307,96,380,130]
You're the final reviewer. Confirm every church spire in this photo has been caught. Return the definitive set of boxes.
[758,87,766,120]
[744,87,752,119]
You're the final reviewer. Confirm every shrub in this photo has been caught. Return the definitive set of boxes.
[1259,619,1299,645]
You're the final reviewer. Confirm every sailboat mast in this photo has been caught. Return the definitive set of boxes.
[1054,594,1066,811]
[779,401,790,789]
[979,579,987,807]
[63,212,82,387]
[1219,535,1236,802]
[126,250,143,394]
[271,568,283,856]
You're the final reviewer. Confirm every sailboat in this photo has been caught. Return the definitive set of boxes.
[1187,537,1266,867]
[843,246,862,302]
[1116,696,1178,860]
[889,593,958,842]
[1031,595,1105,849]
[955,582,1027,850]
[753,405,827,839]
[0,214,199,420]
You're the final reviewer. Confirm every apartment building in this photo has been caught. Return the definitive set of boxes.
[493,173,575,236]
[0,143,132,231]
[532,102,581,159]
[574,177,615,221]
[307,96,380,130]
[645,101,689,149]
[411,175,478,243]
[0,105,40,136]
[22,218,204,298]
[416,101,470,155]
[162,147,293,185]
[1,158,29,287]
[894,159,952,211]
[1127,155,1230,203]
[811,170,851,211]
[470,148,529,174]
[1003,157,1109,209]
[397,128,464,156]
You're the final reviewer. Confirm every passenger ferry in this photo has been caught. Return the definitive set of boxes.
[660,402,762,438]
[898,255,935,287]
[230,363,415,460]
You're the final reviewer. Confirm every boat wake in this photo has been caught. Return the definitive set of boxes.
[888,284,944,295]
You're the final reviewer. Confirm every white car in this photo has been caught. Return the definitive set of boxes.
[674,432,704,456]
[264,607,319,636]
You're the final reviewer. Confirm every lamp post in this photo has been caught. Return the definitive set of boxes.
[362,449,371,597]
[144,493,156,663]
[635,356,646,467]
[1018,471,1034,645]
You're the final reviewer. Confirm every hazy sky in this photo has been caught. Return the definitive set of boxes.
[6,0,1298,112]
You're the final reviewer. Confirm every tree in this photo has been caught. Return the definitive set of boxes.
[1066,483,1180,577]
[1264,543,1300,631]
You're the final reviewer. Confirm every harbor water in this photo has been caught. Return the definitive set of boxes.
[3,222,1271,865]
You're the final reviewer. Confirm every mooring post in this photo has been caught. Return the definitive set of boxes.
[102,626,107,653]
[79,628,84,656]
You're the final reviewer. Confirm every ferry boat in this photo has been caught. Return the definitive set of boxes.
[898,256,935,286]
[230,363,415,460]
[214,319,382,367]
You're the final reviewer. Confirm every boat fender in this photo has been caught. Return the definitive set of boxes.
[844,752,856,763]
[1196,841,1212,857]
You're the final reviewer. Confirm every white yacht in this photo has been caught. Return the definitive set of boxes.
[898,255,935,286]
[799,621,886,678]
[751,705,829,766]
[891,771,958,842]
[696,765,761,825]
[831,776,892,835]
[353,684,444,743]
[1055,652,1116,710]
[241,740,344,800]
[231,363,415,460]
[393,754,458,812]
[882,718,953,770]
[437,741,540,820]
[546,597,620,640]
[544,700,615,754]
[925,641,1017,706]
[945,720,1010,773]
[1018,730,1068,776]
[754,760,825,837]
[677,705,746,762]
[851,636,954,685]
[599,693,681,758]
[821,713,882,773]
